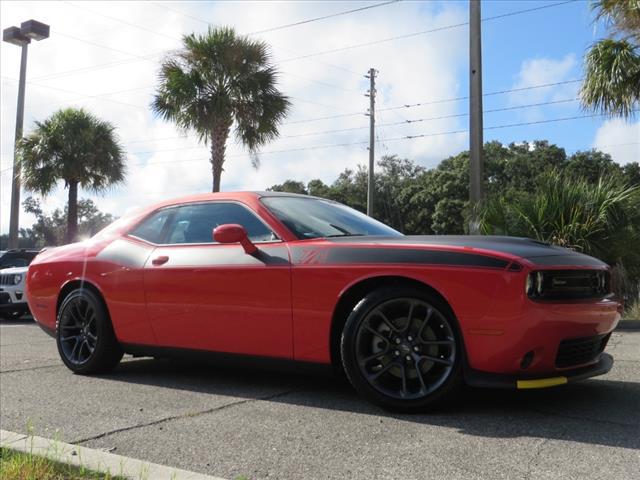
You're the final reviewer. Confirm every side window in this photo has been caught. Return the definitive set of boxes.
[164,203,274,244]
[129,209,173,244]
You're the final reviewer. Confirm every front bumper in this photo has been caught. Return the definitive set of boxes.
[0,283,30,316]
[464,352,614,389]
[0,302,29,315]
[463,295,620,375]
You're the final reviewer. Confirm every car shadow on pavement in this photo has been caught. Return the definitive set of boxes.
[101,356,639,451]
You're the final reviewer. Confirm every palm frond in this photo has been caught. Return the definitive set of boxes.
[480,170,639,256]
[580,38,640,118]
[151,26,290,185]
[18,108,126,195]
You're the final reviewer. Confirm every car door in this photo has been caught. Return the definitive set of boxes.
[137,201,293,358]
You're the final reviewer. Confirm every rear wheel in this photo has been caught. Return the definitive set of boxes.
[56,288,123,374]
[341,287,462,412]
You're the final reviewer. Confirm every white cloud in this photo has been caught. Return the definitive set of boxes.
[1,1,470,233]
[592,118,640,165]
[508,53,579,120]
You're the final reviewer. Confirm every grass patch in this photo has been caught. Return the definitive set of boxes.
[0,447,126,480]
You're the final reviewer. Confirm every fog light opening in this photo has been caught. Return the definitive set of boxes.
[520,351,535,369]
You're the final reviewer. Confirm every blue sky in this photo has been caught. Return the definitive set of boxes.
[477,0,605,153]
[0,0,638,232]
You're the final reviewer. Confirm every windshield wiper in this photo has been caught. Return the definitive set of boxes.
[325,224,365,238]
[325,233,365,238]
[324,224,365,238]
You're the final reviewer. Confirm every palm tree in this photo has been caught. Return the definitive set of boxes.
[580,0,640,118]
[152,27,290,192]
[479,171,638,256]
[18,108,125,244]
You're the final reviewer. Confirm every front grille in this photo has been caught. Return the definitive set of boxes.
[0,292,10,305]
[0,274,13,286]
[534,270,610,300]
[555,334,610,368]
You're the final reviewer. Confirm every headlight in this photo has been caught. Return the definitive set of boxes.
[11,274,22,285]
[525,272,544,297]
[525,273,534,296]
[536,272,544,295]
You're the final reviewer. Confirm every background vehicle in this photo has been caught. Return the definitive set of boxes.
[0,249,40,319]
[0,249,39,269]
[25,192,621,411]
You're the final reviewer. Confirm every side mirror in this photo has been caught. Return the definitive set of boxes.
[213,224,258,255]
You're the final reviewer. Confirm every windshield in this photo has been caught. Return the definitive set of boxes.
[262,196,402,240]
[93,206,149,239]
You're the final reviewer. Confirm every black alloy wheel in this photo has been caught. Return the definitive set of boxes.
[56,288,123,374]
[341,287,462,411]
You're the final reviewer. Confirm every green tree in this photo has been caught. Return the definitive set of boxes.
[307,179,332,198]
[18,108,125,243]
[267,180,308,194]
[22,196,116,247]
[152,27,290,192]
[565,149,624,183]
[580,0,640,118]
[480,171,638,255]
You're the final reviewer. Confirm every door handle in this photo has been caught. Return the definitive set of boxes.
[151,255,169,266]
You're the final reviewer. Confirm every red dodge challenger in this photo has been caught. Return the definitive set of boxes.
[26,192,621,410]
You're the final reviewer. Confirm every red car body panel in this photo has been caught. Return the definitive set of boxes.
[26,192,621,380]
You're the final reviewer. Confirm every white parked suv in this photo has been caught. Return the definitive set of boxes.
[0,249,40,319]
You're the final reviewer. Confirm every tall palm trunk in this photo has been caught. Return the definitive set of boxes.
[66,180,79,244]
[210,122,231,192]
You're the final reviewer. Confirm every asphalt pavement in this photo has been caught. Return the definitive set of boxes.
[1,319,638,480]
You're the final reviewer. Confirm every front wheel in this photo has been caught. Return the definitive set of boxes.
[341,287,462,412]
[56,288,123,374]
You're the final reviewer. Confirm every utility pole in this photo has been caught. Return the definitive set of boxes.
[3,20,50,248]
[365,68,376,217]
[469,0,484,234]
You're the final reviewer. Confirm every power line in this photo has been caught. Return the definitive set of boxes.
[281,98,580,139]
[379,79,583,112]
[281,71,362,94]
[1,76,351,116]
[123,112,622,167]
[29,0,574,85]
[47,0,367,85]
[54,31,159,61]
[122,97,581,156]
[0,76,149,111]
[283,112,366,125]
[63,1,182,43]
[247,0,401,35]
[3,75,582,118]
[280,0,578,63]
[3,140,638,178]
[0,72,587,148]
[32,51,165,83]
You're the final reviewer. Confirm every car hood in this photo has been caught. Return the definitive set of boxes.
[325,235,608,268]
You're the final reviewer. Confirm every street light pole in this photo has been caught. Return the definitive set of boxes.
[3,20,50,249]
[8,44,29,249]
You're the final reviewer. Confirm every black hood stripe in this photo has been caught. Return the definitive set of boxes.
[291,246,510,269]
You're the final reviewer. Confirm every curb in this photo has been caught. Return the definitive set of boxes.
[615,320,640,331]
[0,429,226,480]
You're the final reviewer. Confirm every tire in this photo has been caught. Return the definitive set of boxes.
[340,286,463,412]
[56,288,123,374]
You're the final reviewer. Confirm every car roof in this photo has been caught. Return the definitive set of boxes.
[149,191,319,209]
